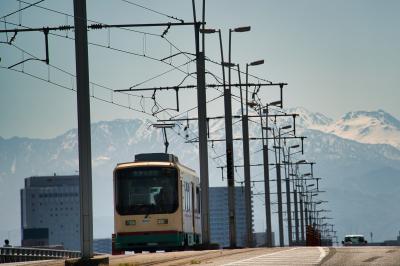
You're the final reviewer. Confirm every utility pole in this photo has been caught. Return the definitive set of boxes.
[284,159,292,246]
[293,188,299,244]
[242,82,253,247]
[300,194,305,243]
[235,64,253,247]
[276,162,284,247]
[305,199,309,228]
[284,145,299,246]
[262,106,273,247]
[272,125,291,247]
[243,60,264,247]
[226,29,236,248]
[73,0,93,258]
[192,0,210,245]
[226,26,250,248]
[273,127,286,247]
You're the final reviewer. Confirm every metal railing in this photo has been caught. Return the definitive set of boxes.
[0,247,80,263]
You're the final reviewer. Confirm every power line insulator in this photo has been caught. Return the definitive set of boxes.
[89,23,103,30]
[59,25,71,31]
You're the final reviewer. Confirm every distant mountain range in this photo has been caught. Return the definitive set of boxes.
[0,108,399,245]
[287,107,400,149]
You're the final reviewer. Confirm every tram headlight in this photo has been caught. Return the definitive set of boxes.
[157,219,168,224]
[125,220,136,226]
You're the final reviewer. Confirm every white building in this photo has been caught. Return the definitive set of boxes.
[209,187,252,247]
[20,175,80,250]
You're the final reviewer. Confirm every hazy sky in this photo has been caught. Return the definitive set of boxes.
[1,0,399,139]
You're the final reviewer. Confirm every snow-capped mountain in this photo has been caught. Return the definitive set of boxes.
[283,108,400,150]
[1,108,400,245]
[323,110,400,149]
[284,107,333,129]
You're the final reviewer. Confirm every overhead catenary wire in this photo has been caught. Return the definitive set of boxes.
[119,0,185,23]
[7,43,153,100]
[1,23,230,168]
[13,0,160,36]
[1,1,334,241]
[1,2,295,183]
[8,0,276,87]
[4,1,203,85]
[0,59,230,179]
[1,1,280,110]
[1,28,275,115]
[1,20,198,87]
[0,0,45,20]
[1,17,275,96]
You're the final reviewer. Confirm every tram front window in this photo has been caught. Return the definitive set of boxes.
[115,167,178,215]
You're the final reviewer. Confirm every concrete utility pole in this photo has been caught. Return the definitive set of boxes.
[242,78,253,248]
[294,188,300,243]
[275,126,291,247]
[262,106,273,247]
[300,195,305,242]
[73,0,93,258]
[196,36,210,246]
[192,0,210,245]
[284,157,293,246]
[276,162,284,247]
[226,29,236,248]
[226,26,250,248]
[243,60,264,247]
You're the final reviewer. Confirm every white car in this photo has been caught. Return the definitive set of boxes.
[342,234,368,246]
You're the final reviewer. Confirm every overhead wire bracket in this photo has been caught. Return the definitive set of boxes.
[161,23,171,38]
[7,27,50,69]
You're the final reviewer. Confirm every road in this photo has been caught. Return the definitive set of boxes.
[5,246,400,265]
[321,246,400,266]
[110,246,400,265]
[109,247,326,265]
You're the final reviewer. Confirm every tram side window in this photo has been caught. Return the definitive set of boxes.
[185,182,188,211]
[183,182,186,211]
[184,182,191,212]
[195,186,200,213]
[186,183,190,211]
[189,183,192,211]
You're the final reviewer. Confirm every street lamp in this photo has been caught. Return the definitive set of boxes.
[232,26,251,32]
[225,25,251,249]
[201,27,243,247]
[284,142,301,246]
[240,58,265,248]
[226,60,256,248]
[199,28,217,34]
[249,59,264,66]
[201,26,252,248]
[246,60,264,114]
[273,124,294,247]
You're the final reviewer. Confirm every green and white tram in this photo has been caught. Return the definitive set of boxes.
[112,153,201,254]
